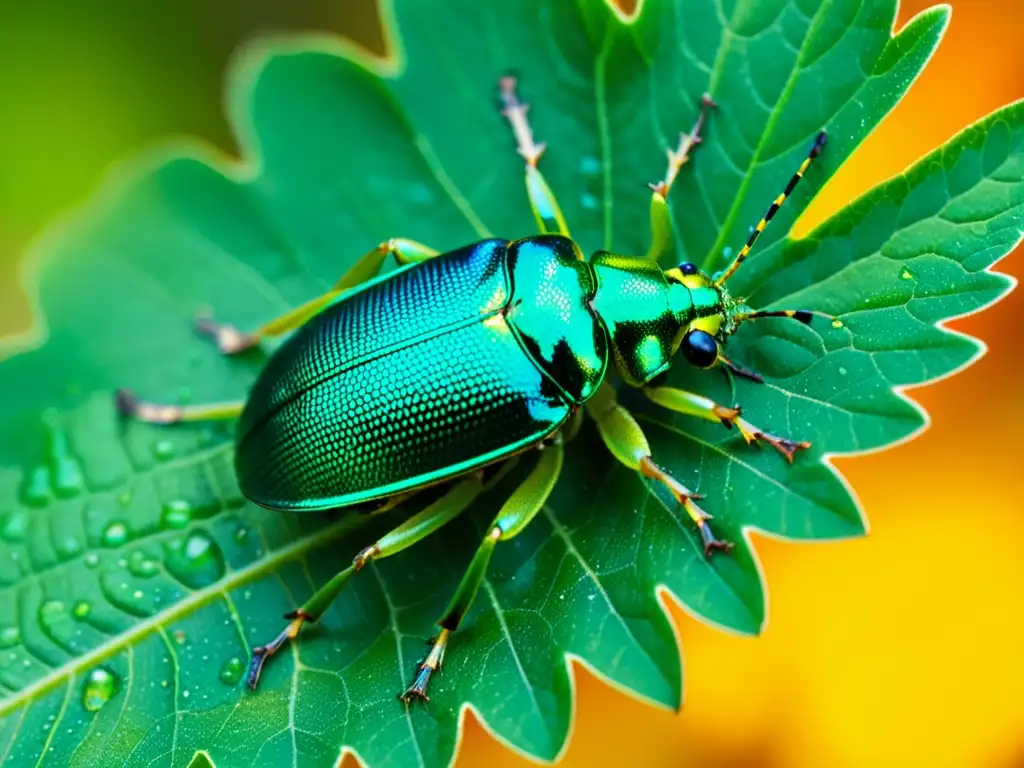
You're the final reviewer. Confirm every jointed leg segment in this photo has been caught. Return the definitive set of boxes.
[645,386,810,462]
[401,439,564,703]
[646,94,717,261]
[499,76,570,238]
[199,238,440,354]
[585,383,731,556]
[246,474,485,689]
[115,389,244,425]
[118,237,440,425]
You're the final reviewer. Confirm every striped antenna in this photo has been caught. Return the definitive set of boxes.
[715,131,827,288]
[734,308,835,325]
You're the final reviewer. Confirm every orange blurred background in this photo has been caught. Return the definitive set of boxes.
[0,1,1020,766]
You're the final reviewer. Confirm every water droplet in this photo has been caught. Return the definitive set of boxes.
[0,626,21,649]
[133,589,143,599]
[160,500,193,530]
[1,511,29,543]
[218,657,244,686]
[900,266,915,280]
[839,367,848,376]
[61,537,82,557]
[40,600,65,617]
[72,602,92,620]
[164,531,225,589]
[721,246,734,260]
[102,522,128,548]
[81,667,118,712]
[84,553,100,569]
[579,156,601,175]
[831,318,844,329]
[152,440,175,461]
[20,466,52,508]
[407,183,435,206]
[173,629,187,646]
[233,526,248,543]
[579,193,599,211]
[43,409,84,498]
[128,550,160,578]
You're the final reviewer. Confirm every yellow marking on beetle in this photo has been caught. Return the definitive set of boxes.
[689,314,723,336]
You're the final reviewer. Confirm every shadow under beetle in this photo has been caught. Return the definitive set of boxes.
[118,77,831,703]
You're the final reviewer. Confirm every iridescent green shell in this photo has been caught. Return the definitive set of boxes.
[235,236,607,511]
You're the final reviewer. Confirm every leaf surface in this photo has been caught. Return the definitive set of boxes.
[0,0,1020,766]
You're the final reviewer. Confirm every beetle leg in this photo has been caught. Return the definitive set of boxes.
[114,388,244,425]
[245,474,483,690]
[197,238,440,354]
[645,386,810,463]
[646,94,716,262]
[498,76,570,238]
[585,382,731,557]
[401,439,564,704]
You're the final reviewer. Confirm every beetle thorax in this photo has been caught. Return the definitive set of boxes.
[589,252,701,387]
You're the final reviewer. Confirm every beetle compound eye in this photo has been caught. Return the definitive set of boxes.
[681,330,718,369]
[677,262,699,276]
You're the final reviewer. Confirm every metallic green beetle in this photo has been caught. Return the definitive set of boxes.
[118,78,830,703]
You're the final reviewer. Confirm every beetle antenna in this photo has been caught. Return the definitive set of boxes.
[714,131,826,288]
[734,309,835,325]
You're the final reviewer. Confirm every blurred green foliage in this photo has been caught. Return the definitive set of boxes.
[0,0,380,328]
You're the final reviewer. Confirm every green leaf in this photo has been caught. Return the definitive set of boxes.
[0,0,1019,765]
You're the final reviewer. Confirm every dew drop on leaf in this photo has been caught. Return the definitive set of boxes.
[128,550,160,578]
[152,440,175,461]
[900,266,915,280]
[579,156,601,175]
[81,667,118,712]
[43,409,85,498]
[39,600,65,617]
[160,499,193,530]
[19,466,52,508]
[831,318,844,329]
[84,553,100,569]
[0,510,29,543]
[72,602,92,620]
[218,657,244,686]
[102,522,129,548]
[580,193,599,210]
[0,626,21,648]
[163,532,226,589]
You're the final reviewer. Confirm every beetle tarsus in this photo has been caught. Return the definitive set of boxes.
[649,92,717,198]
[700,525,734,558]
[114,387,183,425]
[195,312,258,355]
[498,76,546,169]
[399,628,449,704]
[246,610,308,690]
